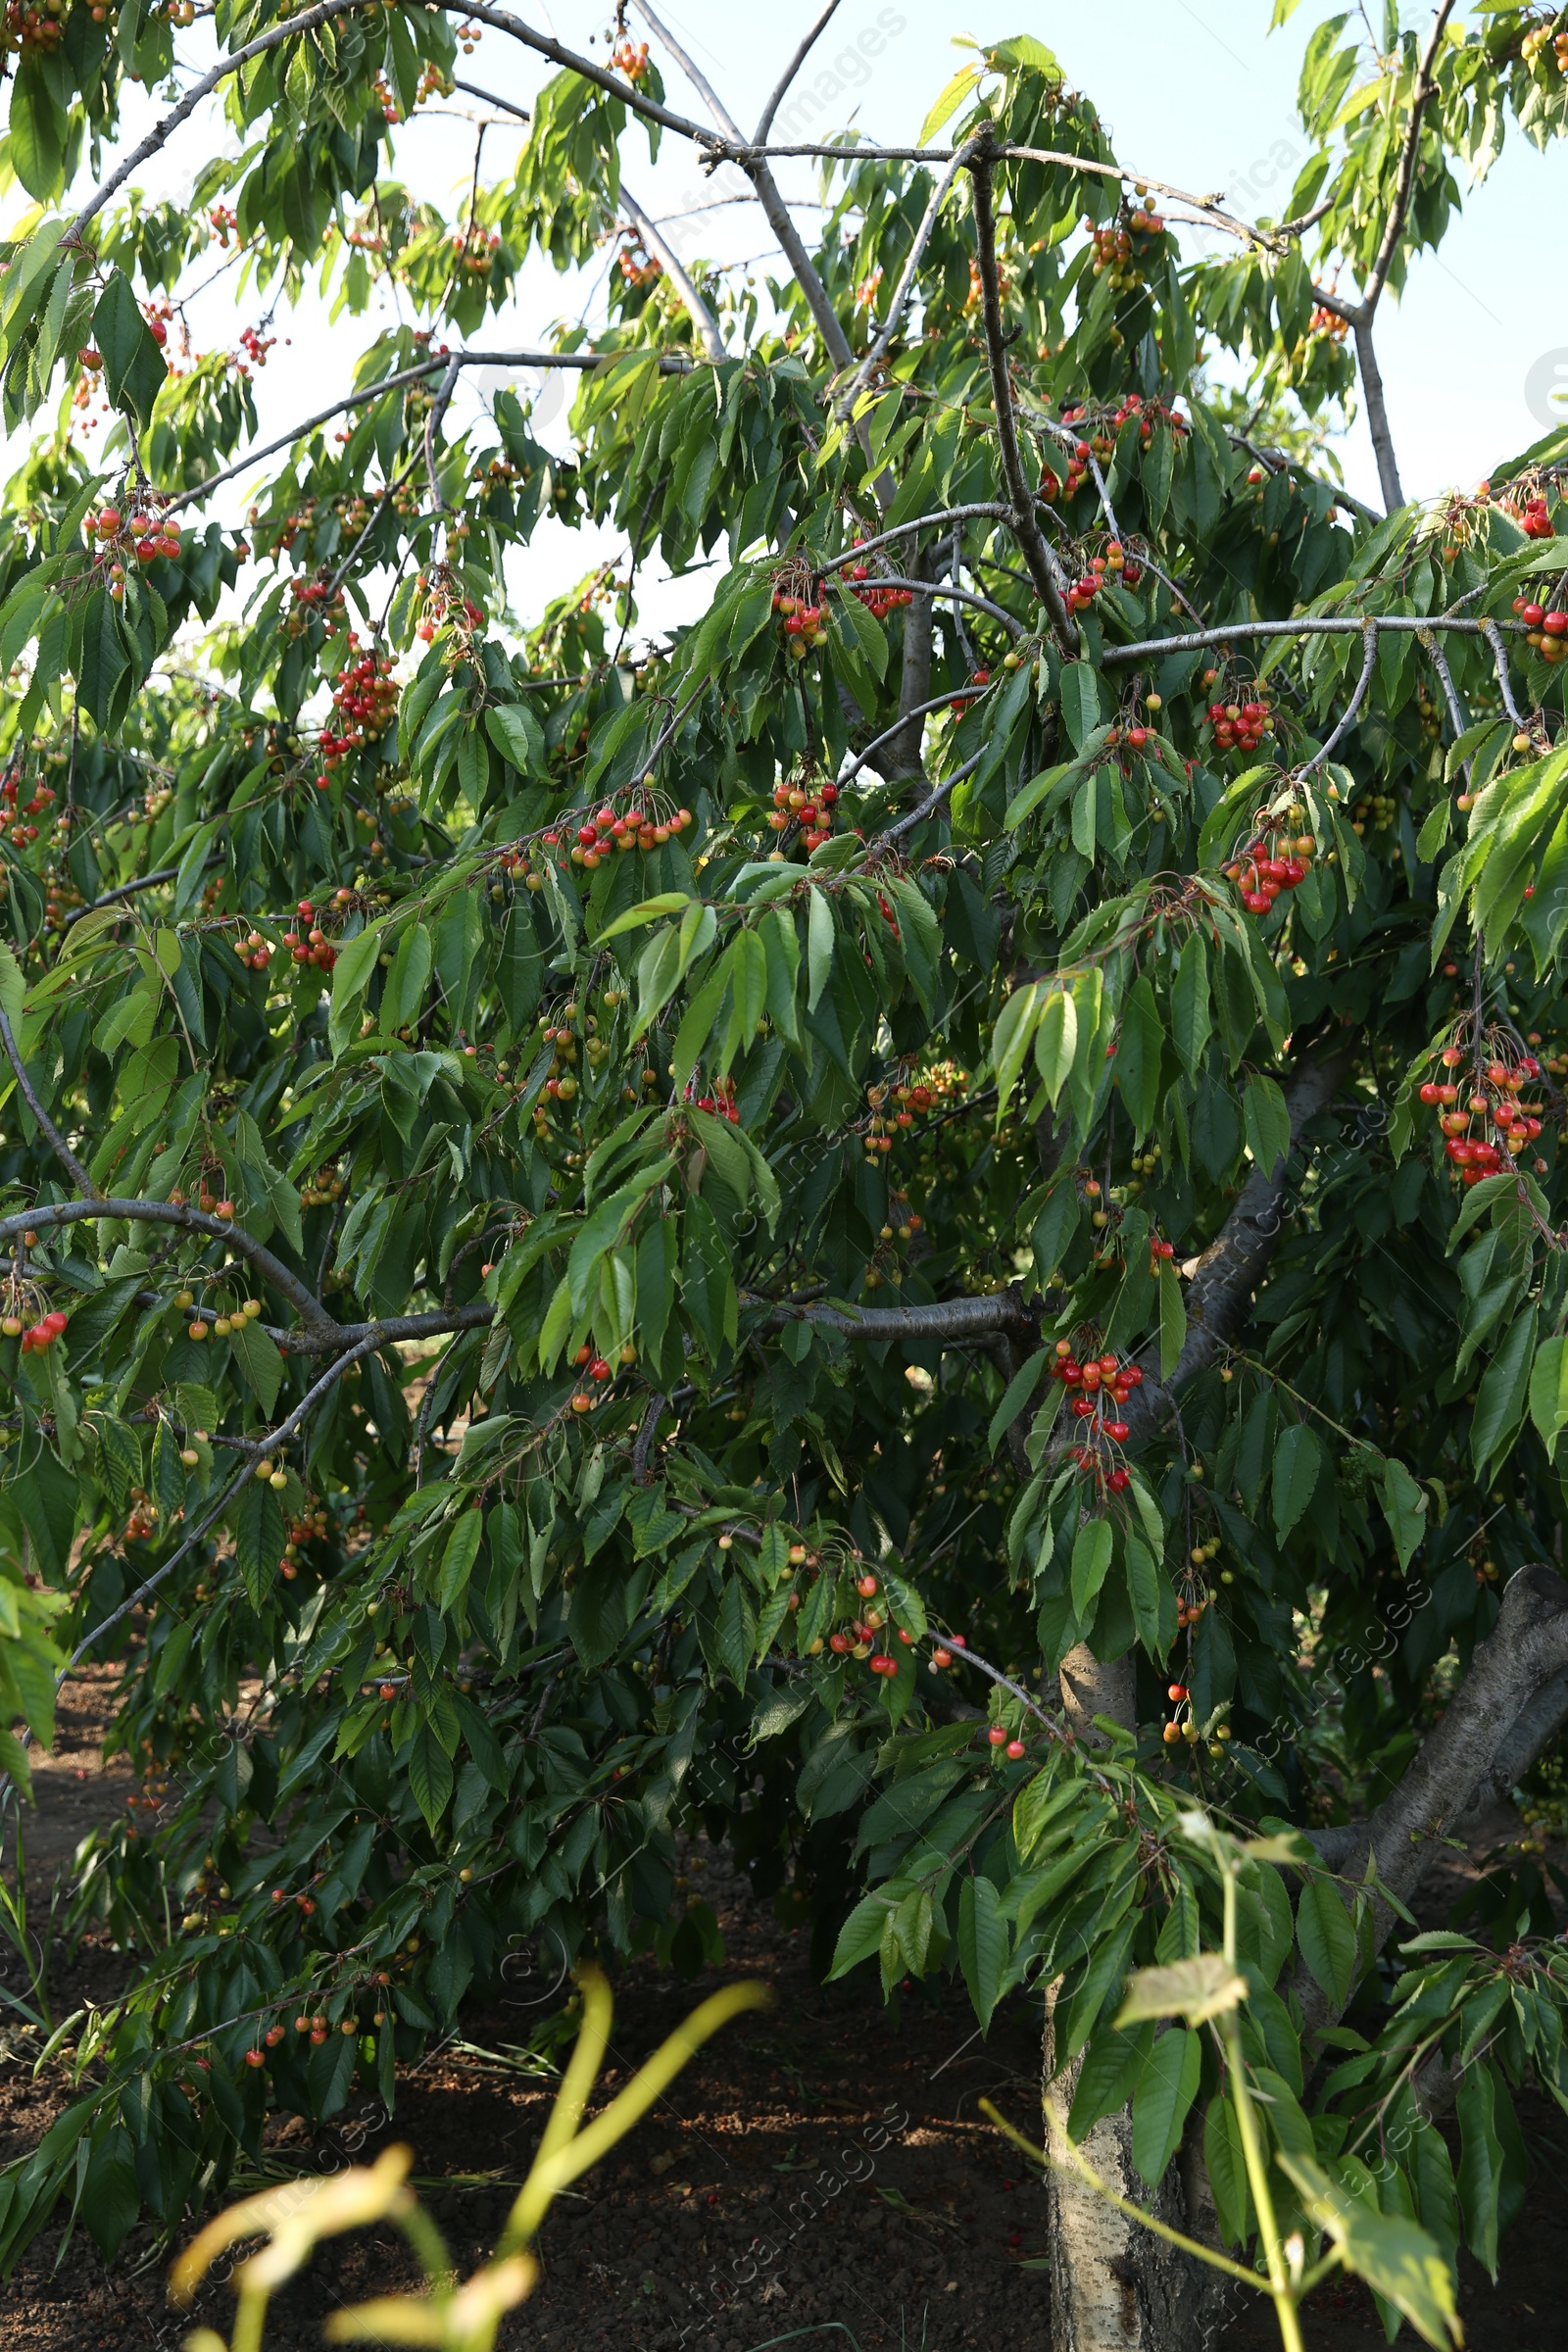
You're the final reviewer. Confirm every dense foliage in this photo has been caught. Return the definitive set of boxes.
[1,4,1568,2338]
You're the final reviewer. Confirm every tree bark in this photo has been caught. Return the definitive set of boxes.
[1043,1993,1227,2352]
[1043,1054,1348,2352]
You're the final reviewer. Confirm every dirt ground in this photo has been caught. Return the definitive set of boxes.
[0,1678,1562,2352]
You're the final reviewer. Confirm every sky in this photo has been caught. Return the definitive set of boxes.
[14,2,1567,649]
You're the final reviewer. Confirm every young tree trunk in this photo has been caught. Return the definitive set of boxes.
[1045,1648,1228,2352]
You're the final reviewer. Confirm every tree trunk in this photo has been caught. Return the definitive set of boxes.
[1045,1647,1228,2351]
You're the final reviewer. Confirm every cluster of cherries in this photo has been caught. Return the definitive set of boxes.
[774,592,830,656]
[1521,19,1568,74]
[617,244,662,290]
[1053,1341,1144,1489]
[951,666,989,716]
[1053,392,1186,478]
[1064,542,1147,612]
[684,1070,743,1125]
[569,1342,616,1412]
[299,1164,346,1209]
[611,32,649,77]
[284,576,349,642]
[280,899,339,972]
[1204,695,1274,754]
[1040,447,1089,503]
[844,544,916,620]
[1517,493,1555,540]
[1222,827,1314,918]
[1,0,65,53]
[767,777,839,848]
[1420,1046,1544,1185]
[451,224,503,278]
[826,1570,914,1678]
[235,323,276,372]
[1054,1342,1142,1431]
[319,644,399,777]
[86,502,182,602]
[1511,598,1568,664]
[232,929,273,972]
[4,1307,68,1352]
[1,769,53,848]
[1088,208,1165,287]
[538,800,695,871]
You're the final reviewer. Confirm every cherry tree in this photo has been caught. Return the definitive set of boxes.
[0,6,1567,2347]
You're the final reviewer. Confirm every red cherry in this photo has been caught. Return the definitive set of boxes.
[987,1725,1007,1746]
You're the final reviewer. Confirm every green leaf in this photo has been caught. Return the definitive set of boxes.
[1033,987,1078,1109]
[90,269,168,424]
[597,891,693,941]
[1471,1306,1538,1482]
[437,1508,484,1611]
[806,888,834,1012]
[989,1350,1048,1457]
[1271,1421,1322,1544]
[1059,660,1102,753]
[1114,978,1162,1138]
[1296,1877,1356,2008]
[1116,1954,1248,2029]
[1243,1073,1291,1176]
[1528,1330,1568,1450]
[957,1874,1007,2032]
[1171,930,1211,1078]
[1276,2151,1462,2348]
[409,1724,455,1833]
[9,61,65,202]
[1455,2060,1502,2279]
[1131,2027,1201,2186]
[1123,1534,1166,1658]
[1379,1455,1428,1571]
[917,62,979,143]
[228,1318,283,1420]
[1070,1518,1113,1618]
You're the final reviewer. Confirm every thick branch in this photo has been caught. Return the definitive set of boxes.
[162,348,687,518]
[1361,1,1457,317]
[0,1199,344,1347]
[760,1284,1038,1348]
[879,546,934,787]
[1353,316,1405,514]
[1115,1053,1349,1442]
[753,1,843,144]
[633,0,856,375]
[620,183,726,362]
[1295,1562,1568,2044]
[967,153,1076,656]
[1101,613,1513,665]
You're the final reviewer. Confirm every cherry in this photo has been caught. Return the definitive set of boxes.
[987,1725,1007,1746]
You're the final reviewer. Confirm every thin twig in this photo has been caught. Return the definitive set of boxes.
[877,750,985,844]
[967,148,1076,655]
[0,1004,100,1200]
[1299,619,1378,779]
[833,139,978,420]
[1482,620,1528,730]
